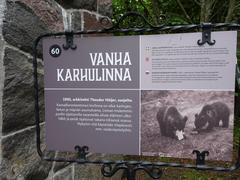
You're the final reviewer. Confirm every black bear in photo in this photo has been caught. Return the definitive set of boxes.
[156,106,188,140]
[194,102,230,132]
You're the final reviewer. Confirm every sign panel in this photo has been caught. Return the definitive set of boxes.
[43,31,237,161]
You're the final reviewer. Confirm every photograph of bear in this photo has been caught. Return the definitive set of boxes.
[141,90,234,161]
[194,102,230,132]
[156,106,187,140]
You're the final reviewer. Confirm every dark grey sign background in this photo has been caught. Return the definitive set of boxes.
[45,90,140,154]
[43,36,140,89]
[43,36,141,154]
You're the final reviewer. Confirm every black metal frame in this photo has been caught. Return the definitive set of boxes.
[33,12,240,180]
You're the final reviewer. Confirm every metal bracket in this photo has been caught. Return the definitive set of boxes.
[198,23,216,46]
[63,32,77,50]
[101,161,162,180]
[75,145,89,161]
[193,150,209,165]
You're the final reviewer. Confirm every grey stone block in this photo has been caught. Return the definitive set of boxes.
[3,1,49,55]
[53,166,73,180]
[3,0,64,55]
[57,0,97,11]
[72,0,97,11]
[19,0,64,32]
[98,0,112,17]
[2,47,44,134]
[0,125,53,180]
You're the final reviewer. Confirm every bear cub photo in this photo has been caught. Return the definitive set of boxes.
[141,90,234,161]
[156,101,230,140]
[193,102,230,133]
[157,106,188,140]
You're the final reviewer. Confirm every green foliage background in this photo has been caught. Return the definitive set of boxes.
[113,0,240,24]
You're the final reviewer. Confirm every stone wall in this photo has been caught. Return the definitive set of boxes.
[0,0,123,180]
